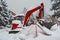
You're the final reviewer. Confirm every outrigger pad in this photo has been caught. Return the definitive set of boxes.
[9,31,19,34]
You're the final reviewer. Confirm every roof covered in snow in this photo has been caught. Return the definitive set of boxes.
[15,14,25,17]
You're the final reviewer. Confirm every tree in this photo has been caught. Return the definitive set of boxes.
[0,0,12,26]
[51,0,60,17]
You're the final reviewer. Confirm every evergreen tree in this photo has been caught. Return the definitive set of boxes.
[51,0,60,17]
[0,0,12,26]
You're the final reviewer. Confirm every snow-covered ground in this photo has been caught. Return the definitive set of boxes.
[0,24,60,40]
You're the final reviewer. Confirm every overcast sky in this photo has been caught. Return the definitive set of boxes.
[6,0,54,16]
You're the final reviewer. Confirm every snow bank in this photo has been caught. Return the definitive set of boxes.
[0,24,60,40]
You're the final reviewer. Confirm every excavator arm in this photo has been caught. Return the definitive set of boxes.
[24,3,44,25]
[24,6,41,25]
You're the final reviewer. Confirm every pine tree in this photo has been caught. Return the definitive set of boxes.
[51,0,60,17]
[0,0,12,26]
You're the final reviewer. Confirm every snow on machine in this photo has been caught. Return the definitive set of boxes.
[9,14,25,34]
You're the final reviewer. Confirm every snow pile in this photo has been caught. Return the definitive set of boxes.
[0,24,60,40]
